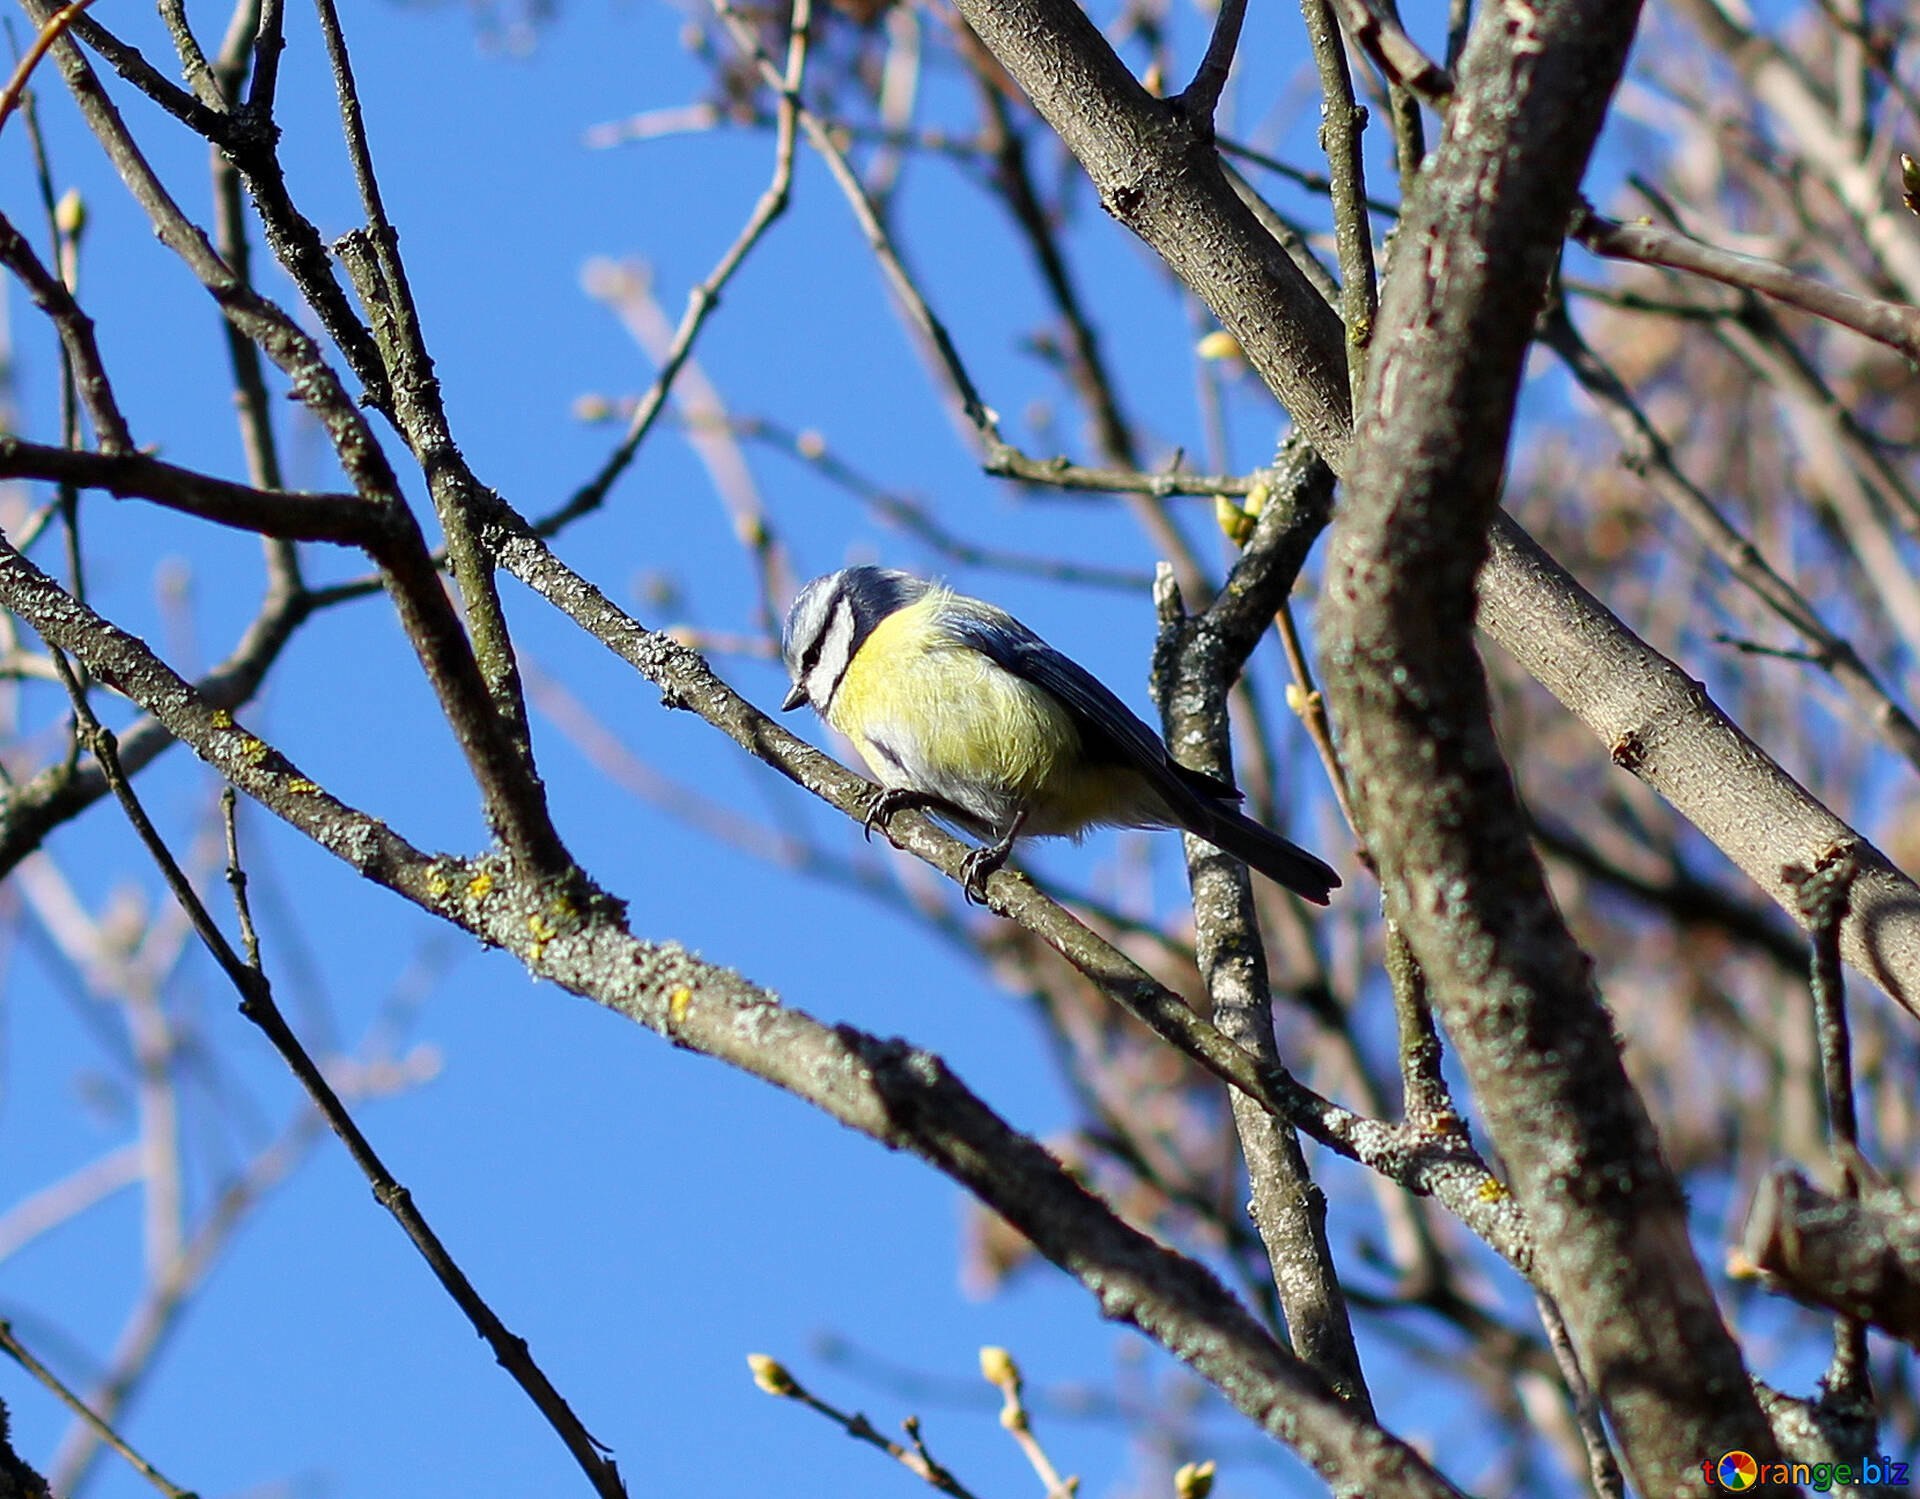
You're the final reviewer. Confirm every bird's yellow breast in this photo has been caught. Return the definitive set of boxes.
[828,593,1071,786]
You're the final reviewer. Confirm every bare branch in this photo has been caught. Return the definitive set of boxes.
[1153,539,1373,1412]
[546,0,810,532]
[1320,0,1778,1485]
[0,208,129,452]
[0,0,95,138]
[0,437,393,544]
[1785,850,1871,1408]
[0,1320,190,1499]
[747,1355,984,1496]
[46,647,628,1499]
[1322,0,1454,106]
[1173,0,1247,121]
[1573,202,1920,363]
[1741,1168,1920,1348]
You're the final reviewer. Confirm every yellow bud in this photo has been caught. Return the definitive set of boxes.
[54,188,86,239]
[573,393,613,423]
[1175,1459,1217,1498]
[979,1345,1019,1389]
[796,429,827,459]
[1195,330,1243,362]
[747,1353,798,1397]
[1214,494,1253,547]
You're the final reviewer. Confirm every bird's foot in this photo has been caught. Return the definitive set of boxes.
[959,819,1024,904]
[862,787,939,841]
[959,844,1009,905]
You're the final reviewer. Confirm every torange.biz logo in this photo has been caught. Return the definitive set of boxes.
[1703,1450,1911,1491]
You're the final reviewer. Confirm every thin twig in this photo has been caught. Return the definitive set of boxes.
[695,413,1154,591]
[1572,200,1920,363]
[980,1348,1078,1498]
[1298,0,1378,405]
[1275,600,1363,845]
[747,1355,985,1497]
[0,207,130,453]
[973,77,1209,602]
[1175,0,1247,121]
[545,0,812,530]
[1786,847,1871,1410]
[153,0,219,109]
[0,0,94,137]
[585,101,989,163]
[710,0,999,443]
[1532,1291,1625,1499]
[1219,136,1401,219]
[44,641,627,1499]
[1384,923,1457,1131]
[0,1319,198,1499]
[579,261,793,630]
[983,447,1263,498]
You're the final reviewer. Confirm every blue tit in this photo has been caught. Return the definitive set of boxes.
[779,565,1340,905]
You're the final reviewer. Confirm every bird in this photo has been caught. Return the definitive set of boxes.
[779,565,1340,905]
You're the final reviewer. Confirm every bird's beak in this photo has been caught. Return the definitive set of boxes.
[780,682,808,712]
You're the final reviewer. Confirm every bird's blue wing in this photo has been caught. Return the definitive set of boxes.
[945,608,1240,810]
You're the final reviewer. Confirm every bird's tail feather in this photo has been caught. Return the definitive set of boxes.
[1197,807,1341,905]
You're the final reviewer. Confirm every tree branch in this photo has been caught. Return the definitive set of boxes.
[1741,1168,1920,1347]
[1151,513,1373,1412]
[0,437,393,544]
[1319,0,1779,1486]
[1573,201,1920,363]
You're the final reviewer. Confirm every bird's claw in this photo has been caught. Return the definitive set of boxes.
[862,788,923,841]
[959,844,1009,905]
